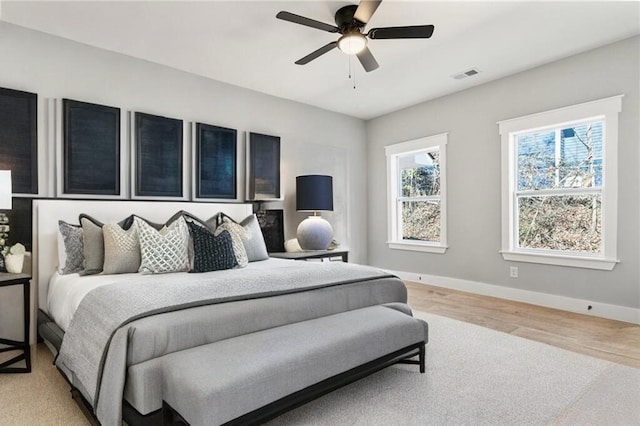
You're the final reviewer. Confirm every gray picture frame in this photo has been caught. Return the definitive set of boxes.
[194,123,238,201]
[246,132,281,201]
[62,99,121,196]
[133,112,185,199]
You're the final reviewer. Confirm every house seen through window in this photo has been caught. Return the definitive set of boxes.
[499,95,622,270]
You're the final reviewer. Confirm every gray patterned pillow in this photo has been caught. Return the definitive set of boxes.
[214,217,249,268]
[136,216,190,274]
[103,223,141,274]
[217,214,268,262]
[57,221,84,275]
[80,215,105,275]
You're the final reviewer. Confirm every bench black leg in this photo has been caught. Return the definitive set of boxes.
[395,342,426,373]
[163,401,190,426]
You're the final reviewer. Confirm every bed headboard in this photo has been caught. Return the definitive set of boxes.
[33,199,253,314]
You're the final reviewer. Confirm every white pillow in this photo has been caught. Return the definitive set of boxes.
[135,216,190,274]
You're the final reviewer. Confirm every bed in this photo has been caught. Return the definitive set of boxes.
[33,199,412,425]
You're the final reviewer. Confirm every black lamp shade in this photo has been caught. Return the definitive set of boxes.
[296,175,333,212]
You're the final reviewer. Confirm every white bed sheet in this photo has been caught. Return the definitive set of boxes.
[47,258,296,332]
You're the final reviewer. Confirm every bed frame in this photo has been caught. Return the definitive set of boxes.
[32,199,253,340]
[33,199,425,425]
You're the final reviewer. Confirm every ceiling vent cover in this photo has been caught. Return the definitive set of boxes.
[452,68,480,80]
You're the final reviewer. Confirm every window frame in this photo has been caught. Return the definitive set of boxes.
[385,133,448,253]
[498,95,622,270]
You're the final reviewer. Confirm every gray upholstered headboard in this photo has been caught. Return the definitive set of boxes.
[32,200,253,317]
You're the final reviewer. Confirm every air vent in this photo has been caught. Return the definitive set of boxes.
[452,68,480,80]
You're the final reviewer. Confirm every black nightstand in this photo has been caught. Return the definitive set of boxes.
[0,272,31,373]
[270,249,349,263]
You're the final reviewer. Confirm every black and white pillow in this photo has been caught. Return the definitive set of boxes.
[187,221,238,272]
[57,220,84,275]
[214,216,249,268]
[136,216,190,274]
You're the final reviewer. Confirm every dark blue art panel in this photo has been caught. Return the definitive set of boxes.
[0,87,38,194]
[63,99,120,195]
[248,133,280,200]
[135,112,183,197]
[196,123,237,199]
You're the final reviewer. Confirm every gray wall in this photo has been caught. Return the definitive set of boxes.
[0,22,367,341]
[366,36,639,311]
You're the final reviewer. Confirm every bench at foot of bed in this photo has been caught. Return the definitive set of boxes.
[160,304,428,426]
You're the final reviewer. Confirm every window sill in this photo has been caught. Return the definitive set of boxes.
[388,241,448,254]
[500,250,618,270]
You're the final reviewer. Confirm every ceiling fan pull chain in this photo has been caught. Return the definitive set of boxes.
[353,66,357,90]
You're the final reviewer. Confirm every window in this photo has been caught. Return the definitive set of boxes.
[385,133,447,253]
[498,96,622,270]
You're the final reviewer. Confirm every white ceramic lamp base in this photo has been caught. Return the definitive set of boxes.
[297,216,333,251]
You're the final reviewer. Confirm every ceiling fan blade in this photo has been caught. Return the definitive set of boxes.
[354,0,383,24]
[276,11,339,33]
[295,42,338,65]
[356,47,379,72]
[368,25,435,39]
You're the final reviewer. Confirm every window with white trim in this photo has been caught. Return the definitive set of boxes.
[498,95,622,270]
[385,133,447,253]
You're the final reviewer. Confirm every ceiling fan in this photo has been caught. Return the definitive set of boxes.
[276,0,435,72]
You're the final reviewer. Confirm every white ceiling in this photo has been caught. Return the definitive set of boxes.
[1,1,639,120]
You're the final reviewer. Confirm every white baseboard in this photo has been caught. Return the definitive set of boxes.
[390,270,640,325]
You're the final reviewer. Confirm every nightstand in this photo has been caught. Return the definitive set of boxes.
[0,272,31,373]
[269,249,349,263]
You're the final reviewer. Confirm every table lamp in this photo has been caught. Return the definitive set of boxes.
[296,175,333,250]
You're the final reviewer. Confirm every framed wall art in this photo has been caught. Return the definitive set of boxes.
[256,209,285,253]
[133,112,186,199]
[0,87,38,195]
[60,99,121,196]
[246,132,281,201]
[193,123,237,201]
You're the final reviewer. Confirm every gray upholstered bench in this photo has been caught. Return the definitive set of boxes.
[160,304,428,426]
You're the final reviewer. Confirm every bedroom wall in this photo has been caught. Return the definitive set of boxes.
[0,22,367,342]
[366,36,640,322]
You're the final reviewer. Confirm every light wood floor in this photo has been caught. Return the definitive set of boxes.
[406,281,640,369]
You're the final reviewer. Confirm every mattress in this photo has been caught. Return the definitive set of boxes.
[47,258,298,332]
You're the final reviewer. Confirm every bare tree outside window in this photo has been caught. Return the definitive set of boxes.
[399,150,441,242]
[516,122,603,253]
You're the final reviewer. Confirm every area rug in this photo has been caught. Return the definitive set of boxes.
[268,311,640,425]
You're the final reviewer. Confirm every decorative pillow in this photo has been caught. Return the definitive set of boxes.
[239,214,269,261]
[214,217,249,268]
[187,221,238,272]
[80,215,105,275]
[103,223,141,274]
[136,216,190,274]
[57,221,84,275]
[218,213,268,262]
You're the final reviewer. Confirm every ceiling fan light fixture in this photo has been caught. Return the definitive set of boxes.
[337,33,367,55]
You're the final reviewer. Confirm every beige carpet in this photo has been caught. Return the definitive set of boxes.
[1,312,638,425]
[0,344,88,425]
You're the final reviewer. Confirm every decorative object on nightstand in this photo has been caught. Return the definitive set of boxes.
[2,243,26,274]
[296,175,333,250]
[0,171,12,273]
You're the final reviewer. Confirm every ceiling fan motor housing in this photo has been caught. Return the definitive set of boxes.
[335,5,366,33]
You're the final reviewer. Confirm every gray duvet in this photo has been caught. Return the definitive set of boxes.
[55,261,406,426]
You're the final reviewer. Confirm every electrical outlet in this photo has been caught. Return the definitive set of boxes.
[509,266,518,278]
